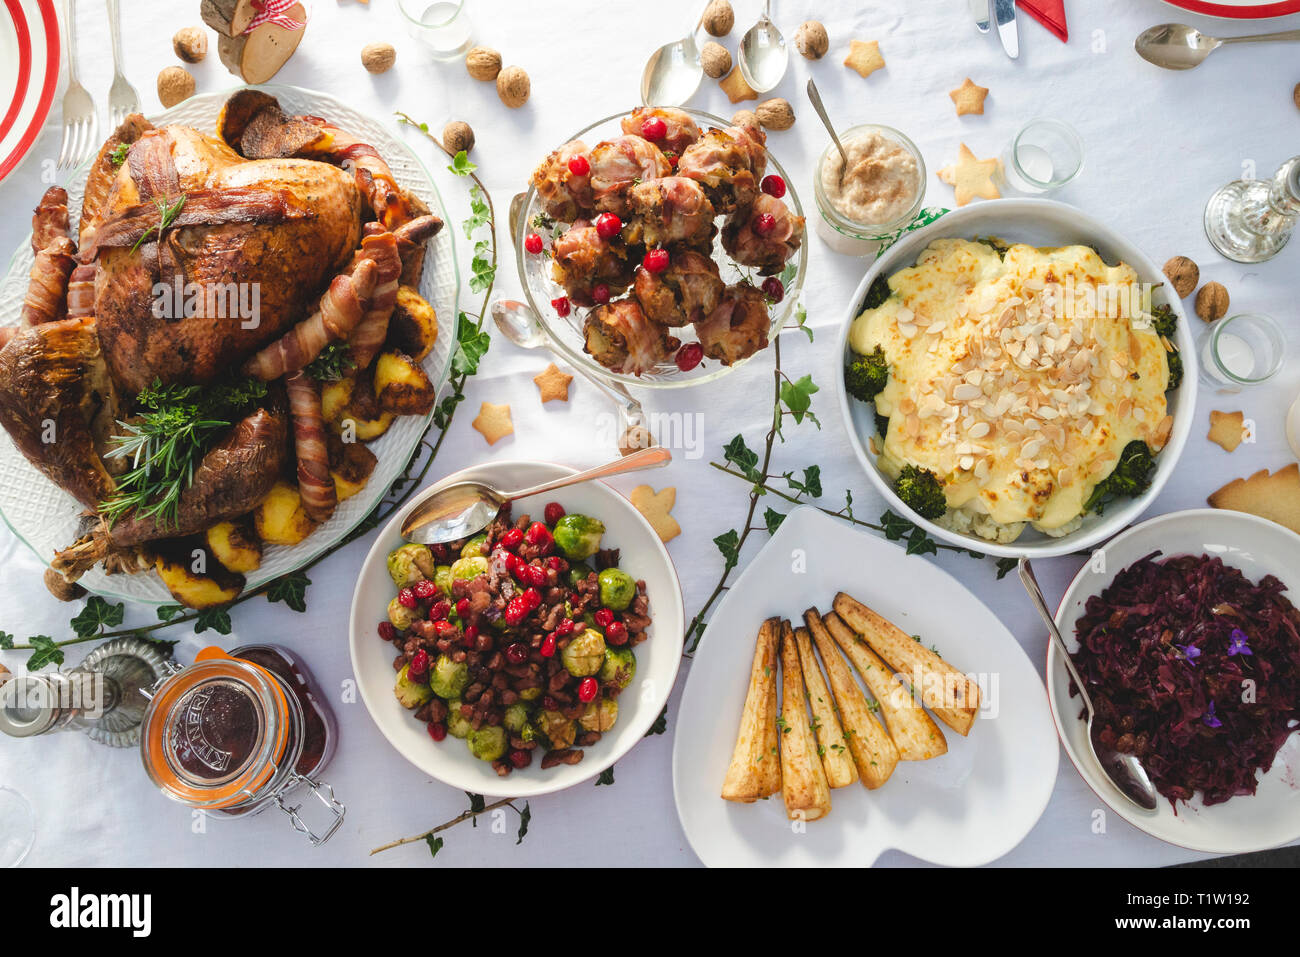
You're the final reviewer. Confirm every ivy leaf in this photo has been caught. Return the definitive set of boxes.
[515,802,531,845]
[466,792,485,814]
[790,302,813,343]
[446,150,477,177]
[879,509,916,542]
[714,529,741,568]
[26,636,64,671]
[451,317,491,376]
[595,766,615,786]
[194,607,232,636]
[780,374,821,427]
[784,465,822,499]
[780,261,798,287]
[425,835,444,859]
[763,507,786,534]
[70,596,125,638]
[141,635,179,655]
[266,571,311,613]
[645,704,668,736]
[156,604,184,622]
[843,488,855,521]
[723,434,761,482]
[0,631,13,650]
[905,526,938,556]
[996,557,1019,580]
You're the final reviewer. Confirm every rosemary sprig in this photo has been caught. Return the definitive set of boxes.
[132,193,187,253]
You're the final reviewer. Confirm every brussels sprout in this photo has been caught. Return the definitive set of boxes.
[446,700,472,738]
[553,514,606,561]
[449,555,489,583]
[387,596,421,631]
[597,568,636,611]
[579,697,618,733]
[387,543,435,588]
[460,534,488,559]
[517,686,542,702]
[568,563,594,588]
[393,664,433,710]
[503,702,531,733]
[434,564,454,596]
[561,627,607,677]
[600,647,637,691]
[467,725,508,762]
[429,654,469,700]
[535,709,576,749]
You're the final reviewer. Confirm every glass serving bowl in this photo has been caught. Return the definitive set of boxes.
[514,108,808,389]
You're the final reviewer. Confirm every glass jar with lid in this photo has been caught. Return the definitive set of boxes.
[813,124,926,257]
[140,644,343,845]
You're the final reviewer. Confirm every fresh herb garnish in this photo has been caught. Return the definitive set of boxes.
[132,193,187,253]
[109,142,130,167]
[304,342,354,382]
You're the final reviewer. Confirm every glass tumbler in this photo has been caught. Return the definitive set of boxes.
[1000,119,1084,195]
[1198,313,1286,390]
[398,0,473,60]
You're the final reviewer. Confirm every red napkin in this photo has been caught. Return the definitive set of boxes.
[1018,0,1068,43]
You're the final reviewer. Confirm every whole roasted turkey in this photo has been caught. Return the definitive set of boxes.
[0,91,444,606]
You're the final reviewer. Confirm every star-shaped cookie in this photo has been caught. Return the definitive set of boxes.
[471,402,513,445]
[630,485,681,543]
[949,77,989,116]
[937,143,1001,206]
[844,39,885,78]
[533,363,573,403]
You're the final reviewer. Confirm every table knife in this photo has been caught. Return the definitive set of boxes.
[969,0,991,33]
[994,0,1019,58]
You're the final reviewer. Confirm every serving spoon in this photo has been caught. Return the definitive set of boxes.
[641,10,705,106]
[401,446,671,545]
[1019,558,1160,812]
[1135,23,1300,70]
[738,0,789,94]
[806,78,848,187]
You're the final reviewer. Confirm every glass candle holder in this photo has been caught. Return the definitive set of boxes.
[1000,119,1084,195]
[0,786,35,867]
[1198,313,1285,390]
[398,0,473,60]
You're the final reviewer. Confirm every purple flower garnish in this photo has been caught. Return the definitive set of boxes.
[1179,643,1201,663]
[1203,701,1223,729]
[1227,628,1253,657]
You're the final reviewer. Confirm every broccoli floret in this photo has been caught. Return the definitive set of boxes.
[875,412,890,438]
[893,465,947,520]
[1165,349,1184,391]
[861,275,892,310]
[845,346,889,403]
[1151,302,1178,339]
[1083,440,1157,515]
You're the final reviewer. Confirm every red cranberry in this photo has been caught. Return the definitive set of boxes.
[500,527,525,550]
[551,296,571,317]
[526,563,548,587]
[540,633,557,658]
[640,116,668,141]
[525,521,552,547]
[463,624,479,643]
[761,174,787,198]
[505,554,525,579]
[508,748,531,768]
[522,587,542,611]
[455,598,471,619]
[377,621,397,641]
[544,502,566,525]
[753,212,777,236]
[429,599,451,621]
[594,213,622,239]
[427,721,447,742]
[675,341,704,372]
[505,642,529,665]
[546,555,569,574]
[606,620,628,645]
[412,579,437,601]
[577,677,599,703]
[567,154,590,177]
[761,276,785,303]
[435,619,459,638]
[524,232,544,254]
[591,283,611,304]
[408,649,430,682]
[555,618,576,637]
[397,587,417,609]
[542,695,559,711]
[643,248,670,273]
[504,596,529,626]
[594,608,615,628]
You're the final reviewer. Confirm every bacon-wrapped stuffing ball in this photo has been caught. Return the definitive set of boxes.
[583,299,680,376]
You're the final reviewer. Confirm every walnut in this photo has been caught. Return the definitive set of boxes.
[702,0,734,37]
[172,26,207,63]
[701,41,731,79]
[732,109,760,130]
[361,41,396,74]
[466,46,502,81]
[496,66,530,108]
[1195,281,1230,322]
[443,120,475,155]
[156,66,195,108]
[755,97,795,131]
[795,20,829,60]
[1162,255,1199,299]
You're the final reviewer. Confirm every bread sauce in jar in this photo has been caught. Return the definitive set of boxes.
[814,125,926,256]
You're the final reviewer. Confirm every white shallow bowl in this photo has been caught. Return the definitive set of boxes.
[349,461,684,798]
[672,506,1058,867]
[834,199,1198,559]
[1048,508,1300,854]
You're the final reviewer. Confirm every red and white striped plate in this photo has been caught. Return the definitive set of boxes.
[0,0,59,184]
[1162,0,1300,18]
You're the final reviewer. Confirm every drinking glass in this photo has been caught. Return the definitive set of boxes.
[1000,119,1084,195]
[0,786,35,867]
[397,0,473,60]
[1198,313,1285,390]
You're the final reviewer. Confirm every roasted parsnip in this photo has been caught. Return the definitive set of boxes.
[793,626,858,789]
[823,611,947,761]
[721,617,782,802]
[802,609,898,789]
[832,592,980,735]
[778,621,831,820]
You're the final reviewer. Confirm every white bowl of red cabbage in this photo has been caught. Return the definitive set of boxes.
[1048,508,1300,853]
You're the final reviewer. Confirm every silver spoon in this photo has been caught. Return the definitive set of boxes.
[1135,22,1300,70]
[806,78,848,186]
[401,446,672,545]
[641,11,704,106]
[738,0,788,94]
[1018,558,1159,812]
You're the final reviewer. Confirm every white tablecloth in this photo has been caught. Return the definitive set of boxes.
[2,0,1298,867]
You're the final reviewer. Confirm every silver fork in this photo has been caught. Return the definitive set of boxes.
[56,0,97,170]
[105,0,139,130]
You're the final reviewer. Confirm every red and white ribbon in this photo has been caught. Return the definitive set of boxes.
[244,0,308,33]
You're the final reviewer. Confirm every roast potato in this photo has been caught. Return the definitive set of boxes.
[254,481,318,546]
[374,350,437,416]
[329,438,378,501]
[154,540,245,609]
[205,519,263,574]
[385,286,438,361]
